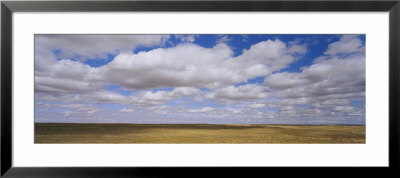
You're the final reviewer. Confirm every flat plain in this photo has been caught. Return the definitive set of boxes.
[34,123,365,144]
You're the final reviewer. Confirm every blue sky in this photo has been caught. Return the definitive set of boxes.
[34,34,365,124]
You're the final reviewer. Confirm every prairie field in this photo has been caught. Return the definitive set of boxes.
[34,123,365,144]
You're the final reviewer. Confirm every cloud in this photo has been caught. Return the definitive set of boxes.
[263,72,312,90]
[205,84,268,104]
[120,108,134,113]
[34,34,365,124]
[269,54,365,98]
[241,35,249,42]
[36,102,99,116]
[174,35,197,43]
[324,35,363,56]
[130,87,201,105]
[234,39,306,72]
[35,35,170,60]
[101,43,234,89]
[187,107,215,113]
[287,39,308,54]
[35,38,307,97]
[259,35,366,123]
[248,103,265,109]
[35,86,201,106]
[87,90,128,104]
[265,35,365,99]
[103,39,305,90]
[35,59,105,94]
[217,35,232,44]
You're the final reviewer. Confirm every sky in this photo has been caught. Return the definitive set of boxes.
[34,34,366,125]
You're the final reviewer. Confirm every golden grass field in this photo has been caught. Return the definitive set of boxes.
[34,123,365,144]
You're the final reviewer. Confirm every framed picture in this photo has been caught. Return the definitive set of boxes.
[1,0,399,177]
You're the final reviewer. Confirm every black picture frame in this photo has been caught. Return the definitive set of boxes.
[1,0,399,177]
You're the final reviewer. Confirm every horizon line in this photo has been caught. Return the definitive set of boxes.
[34,122,366,126]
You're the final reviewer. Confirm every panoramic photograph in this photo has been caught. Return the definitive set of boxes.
[34,34,365,143]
